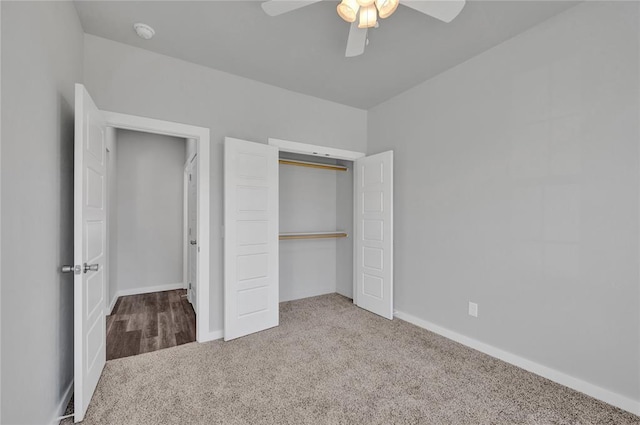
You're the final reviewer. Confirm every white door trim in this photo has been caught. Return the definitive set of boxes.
[268,138,365,161]
[183,166,189,293]
[102,111,211,343]
[182,154,197,297]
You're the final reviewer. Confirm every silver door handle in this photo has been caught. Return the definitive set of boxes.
[61,265,82,274]
[83,263,99,273]
[190,240,197,245]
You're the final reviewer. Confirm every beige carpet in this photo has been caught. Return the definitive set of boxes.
[64,294,639,425]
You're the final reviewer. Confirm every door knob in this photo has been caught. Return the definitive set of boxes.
[61,265,81,274]
[83,263,99,273]
[190,240,197,245]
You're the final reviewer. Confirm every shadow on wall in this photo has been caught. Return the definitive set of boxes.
[56,93,75,400]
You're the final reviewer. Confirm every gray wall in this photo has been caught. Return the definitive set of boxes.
[368,1,640,402]
[83,34,368,334]
[114,130,186,296]
[0,1,83,423]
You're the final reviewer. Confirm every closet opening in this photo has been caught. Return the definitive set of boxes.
[223,136,392,341]
[104,129,197,360]
[278,151,355,301]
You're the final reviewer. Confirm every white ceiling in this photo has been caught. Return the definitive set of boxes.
[74,1,579,109]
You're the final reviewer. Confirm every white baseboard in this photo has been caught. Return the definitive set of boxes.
[116,283,185,298]
[108,294,118,315]
[199,329,223,343]
[394,310,640,416]
[106,283,185,315]
[50,379,74,425]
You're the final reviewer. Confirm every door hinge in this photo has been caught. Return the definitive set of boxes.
[189,174,192,181]
[188,282,192,290]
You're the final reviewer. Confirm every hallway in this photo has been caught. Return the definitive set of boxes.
[106,289,196,360]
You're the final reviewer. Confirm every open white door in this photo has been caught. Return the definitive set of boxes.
[187,157,198,311]
[74,84,107,422]
[355,151,394,319]
[224,137,279,341]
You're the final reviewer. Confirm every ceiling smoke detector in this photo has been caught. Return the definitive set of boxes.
[133,23,155,40]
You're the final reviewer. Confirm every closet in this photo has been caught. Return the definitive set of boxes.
[278,152,353,303]
[223,137,393,341]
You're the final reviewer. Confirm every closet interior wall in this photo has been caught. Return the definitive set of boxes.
[278,152,354,302]
[335,159,354,299]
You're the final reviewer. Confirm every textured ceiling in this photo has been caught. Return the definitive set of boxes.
[74,1,579,109]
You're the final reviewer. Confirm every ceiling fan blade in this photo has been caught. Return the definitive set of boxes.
[345,22,368,58]
[401,0,465,23]
[261,0,323,16]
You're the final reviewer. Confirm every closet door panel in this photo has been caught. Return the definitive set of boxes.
[355,151,393,319]
[224,137,279,341]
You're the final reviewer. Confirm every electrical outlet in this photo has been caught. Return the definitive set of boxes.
[468,302,478,318]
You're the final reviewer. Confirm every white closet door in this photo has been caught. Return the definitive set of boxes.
[355,151,394,319]
[224,137,279,341]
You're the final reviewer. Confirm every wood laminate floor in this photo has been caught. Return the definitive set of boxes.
[106,289,196,361]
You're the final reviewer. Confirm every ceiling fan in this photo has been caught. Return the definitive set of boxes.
[261,0,466,57]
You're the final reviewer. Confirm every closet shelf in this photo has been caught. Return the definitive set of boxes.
[279,231,348,241]
[279,159,347,172]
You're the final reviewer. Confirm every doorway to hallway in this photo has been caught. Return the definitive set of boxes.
[106,290,195,360]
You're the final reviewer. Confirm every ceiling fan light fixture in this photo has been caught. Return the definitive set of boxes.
[358,4,377,28]
[356,0,375,8]
[376,0,399,19]
[337,0,360,23]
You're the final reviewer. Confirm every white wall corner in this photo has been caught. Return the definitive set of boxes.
[394,310,640,416]
[49,379,74,425]
[108,294,119,315]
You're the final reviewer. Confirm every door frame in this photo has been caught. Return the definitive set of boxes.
[103,111,211,343]
[183,153,197,306]
[183,163,189,296]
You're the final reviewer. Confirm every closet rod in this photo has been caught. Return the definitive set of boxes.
[279,232,348,240]
[279,159,348,172]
